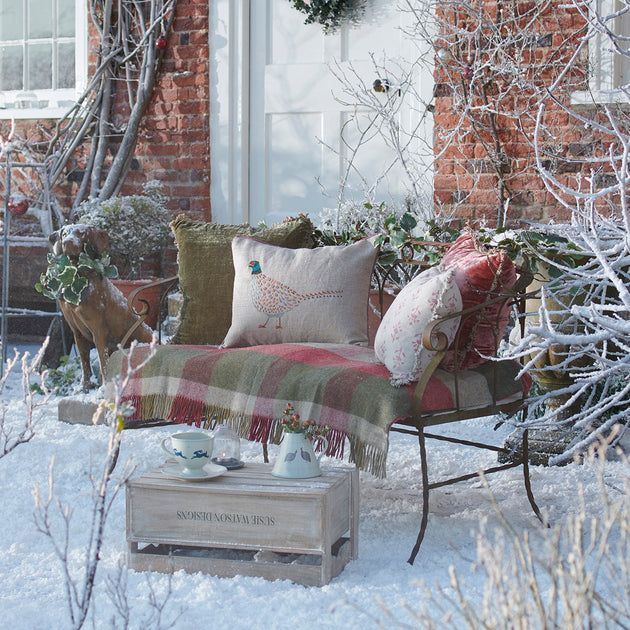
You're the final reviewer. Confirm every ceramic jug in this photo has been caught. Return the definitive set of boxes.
[271,432,328,478]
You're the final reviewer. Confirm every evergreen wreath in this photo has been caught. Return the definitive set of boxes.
[289,0,364,33]
[36,251,118,306]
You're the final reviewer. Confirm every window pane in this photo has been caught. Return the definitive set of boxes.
[0,0,24,41]
[0,45,23,90]
[27,42,51,88]
[57,0,74,37]
[57,41,74,88]
[28,0,52,38]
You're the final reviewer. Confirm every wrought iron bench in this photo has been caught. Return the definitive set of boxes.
[110,236,543,565]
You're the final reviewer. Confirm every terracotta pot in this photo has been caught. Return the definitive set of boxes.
[112,278,162,330]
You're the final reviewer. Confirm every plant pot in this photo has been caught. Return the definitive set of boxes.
[112,278,162,330]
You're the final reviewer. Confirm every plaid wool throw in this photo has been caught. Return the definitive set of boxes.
[107,343,529,477]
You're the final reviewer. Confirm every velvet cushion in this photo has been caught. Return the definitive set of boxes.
[222,237,378,347]
[374,267,462,385]
[439,231,516,371]
[170,216,315,345]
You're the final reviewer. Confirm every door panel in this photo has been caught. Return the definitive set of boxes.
[248,1,432,226]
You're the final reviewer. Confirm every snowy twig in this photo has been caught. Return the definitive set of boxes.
[32,336,158,629]
[0,341,51,459]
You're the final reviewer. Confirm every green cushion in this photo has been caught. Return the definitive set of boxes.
[170,216,315,345]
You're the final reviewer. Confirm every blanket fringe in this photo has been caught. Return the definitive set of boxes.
[123,393,386,477]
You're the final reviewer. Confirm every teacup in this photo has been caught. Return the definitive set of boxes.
[161,432,213,475]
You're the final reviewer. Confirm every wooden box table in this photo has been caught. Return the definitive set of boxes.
[126,463,359,586]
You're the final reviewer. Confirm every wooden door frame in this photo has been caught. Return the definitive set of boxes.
[210,0,250,224]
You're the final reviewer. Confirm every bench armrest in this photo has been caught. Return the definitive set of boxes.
[408,265,535,424]
[122,275,180,346]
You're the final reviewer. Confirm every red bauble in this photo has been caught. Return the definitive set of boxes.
[462,66,474,81]
[156,36,167,50]
[7,196,29,215]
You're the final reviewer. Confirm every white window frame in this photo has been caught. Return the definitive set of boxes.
[572,0,630,105]
[0,0,87,119]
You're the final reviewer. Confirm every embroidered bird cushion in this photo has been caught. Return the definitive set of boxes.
[222,236,378,347]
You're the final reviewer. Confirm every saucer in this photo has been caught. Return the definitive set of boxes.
[161,462,227,481]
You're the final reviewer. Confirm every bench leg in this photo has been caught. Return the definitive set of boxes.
[522,429,548,527]
[408,425,430,565]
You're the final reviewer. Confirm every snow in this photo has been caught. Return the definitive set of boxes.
[0,342,628,629]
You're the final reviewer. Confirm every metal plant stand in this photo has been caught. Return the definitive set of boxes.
[1,154,63,377]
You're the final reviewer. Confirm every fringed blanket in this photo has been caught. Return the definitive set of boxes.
[106,343,530,478]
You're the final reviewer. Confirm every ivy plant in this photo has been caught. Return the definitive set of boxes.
[36,251,118,306]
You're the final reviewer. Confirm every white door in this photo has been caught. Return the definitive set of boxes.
[210,1,434,226]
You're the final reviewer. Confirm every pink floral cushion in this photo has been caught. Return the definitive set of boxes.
[374,267,462,386]
[439,232,516,371]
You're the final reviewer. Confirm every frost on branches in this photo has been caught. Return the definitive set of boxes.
[508,1,630,463]
[509,219,630,463]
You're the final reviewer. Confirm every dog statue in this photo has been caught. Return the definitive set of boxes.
[49,224,154,391]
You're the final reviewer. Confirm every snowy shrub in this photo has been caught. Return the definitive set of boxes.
[76,180,172,279]
[338,442,630,629]
[0,343,50,458]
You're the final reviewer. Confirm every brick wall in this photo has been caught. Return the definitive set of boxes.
[121,0,211,221]
[2,1,607,240]
[432,0,589,228]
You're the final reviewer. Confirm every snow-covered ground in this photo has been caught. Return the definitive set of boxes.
[0,342,628,629]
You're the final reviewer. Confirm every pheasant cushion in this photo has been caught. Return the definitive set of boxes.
[222,237,378,347]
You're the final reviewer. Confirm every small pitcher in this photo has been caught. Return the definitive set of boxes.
[272,432,328,479]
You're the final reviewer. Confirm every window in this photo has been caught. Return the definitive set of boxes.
[573,0,630,105]
[0,0,86,118]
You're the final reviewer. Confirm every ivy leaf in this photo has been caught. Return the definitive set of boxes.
[56,254,72,272]
[384,213,397,230]
[377,250,398,266]
[389,229,408,250]
[62,276,88,306]
[399,212,418,233]
[62,288,82,306]
[46,277,62,294]
[57,265,78,286]
[71,276,88,296]
[104,265,119,279]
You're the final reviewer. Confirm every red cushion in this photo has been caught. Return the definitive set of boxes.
[440,232,516,371]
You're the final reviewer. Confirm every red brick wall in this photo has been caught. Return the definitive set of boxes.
[432,0,589,228]
[121,0,211,221]
[3,1,606,239]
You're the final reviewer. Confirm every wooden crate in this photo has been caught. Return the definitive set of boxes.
[126,463,359,586]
